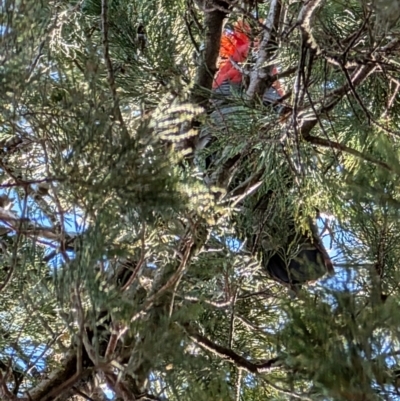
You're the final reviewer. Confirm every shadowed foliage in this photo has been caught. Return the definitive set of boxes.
[1,0,400,400]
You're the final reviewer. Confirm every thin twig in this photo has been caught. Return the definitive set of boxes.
[126,238,194,329]
[121,224,147,291]
[228,288,239,349]
[0,186,28,293]
[262,377,314,401]
[72,386,95,401]
[101,0,128,132]
[104,322,121,360]
[299,63,376,139]
[235,368,242,401]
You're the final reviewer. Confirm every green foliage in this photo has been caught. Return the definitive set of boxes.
[1,0,400,400]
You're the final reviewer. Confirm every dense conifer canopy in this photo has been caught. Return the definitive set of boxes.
[1,0,400,400]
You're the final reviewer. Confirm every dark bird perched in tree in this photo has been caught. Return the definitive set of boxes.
[251,192,334,290]
[196,17,334,289]
[260,223,334,289]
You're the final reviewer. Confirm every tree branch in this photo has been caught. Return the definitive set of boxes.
[297,0,324,53]
[299,62,376,138]
[191,1,228,107]
[183,324,281,374]
[101,0,128,133]
[304,134,394,173]
[0,208,78,244]
[26,351,91,401]
[246,0,281,99]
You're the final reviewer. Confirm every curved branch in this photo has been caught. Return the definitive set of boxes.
[304,134,394,173]
[246,0,282,99]
[26,351,91,401]
[297,0,324,53]
[299,62,376,138]
[183,324,281,374]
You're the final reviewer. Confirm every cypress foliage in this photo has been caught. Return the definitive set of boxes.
[1,0,400,400]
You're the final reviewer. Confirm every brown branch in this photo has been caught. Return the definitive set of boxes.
[261,377,314,401]
[120,225,147,292]
[337,58,400,140]
[184,10,200,54]
[71,387,95,401]
[180,1,228,157]
[104,322,120,361]
[228,288,238,349]
[183,324,281,374]
[246,0,281,99]
[299,62,376,138]
[39,355,83,401]
[72,284,112,374]
[270,66,298,83]
[297,0,324,53]
[191,2,228,107]
[235,367,242,401]
[304,134,394,173]
[297,39,400,145]
[26,351,91,401]
[0,178,59,189]
[101,0,116,100]
[104,371,136,401]
[26,40,45,82]
[0,369,18,401]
